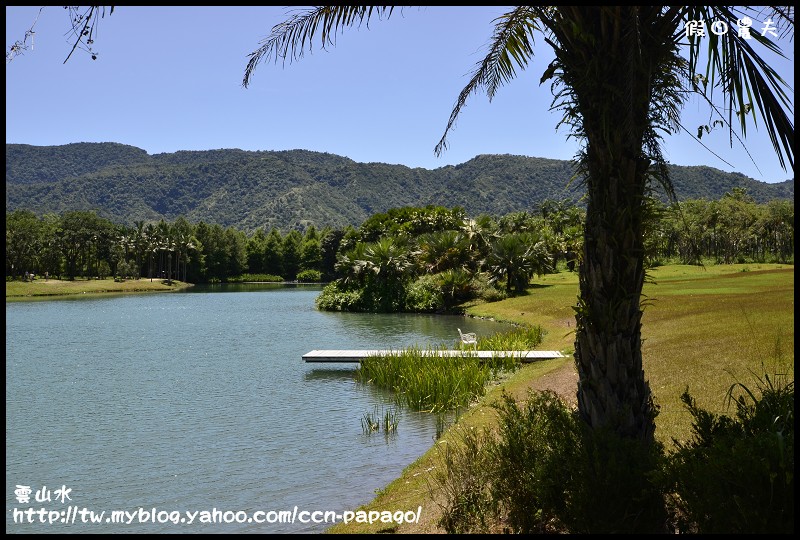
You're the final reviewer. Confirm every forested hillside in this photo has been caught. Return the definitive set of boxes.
[6,143,793,232]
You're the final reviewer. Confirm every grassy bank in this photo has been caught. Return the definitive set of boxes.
[327,263,794,534]
[6,278,193,299]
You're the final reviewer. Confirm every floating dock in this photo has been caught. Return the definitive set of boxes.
[302,349,565,363]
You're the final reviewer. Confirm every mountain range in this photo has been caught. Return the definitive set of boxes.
[6,142,794,232]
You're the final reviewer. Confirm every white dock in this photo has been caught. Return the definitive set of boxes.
[302,349,565,363]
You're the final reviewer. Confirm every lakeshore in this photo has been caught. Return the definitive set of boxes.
[5,278,193,299]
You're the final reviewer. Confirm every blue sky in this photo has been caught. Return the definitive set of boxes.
[6,6,795,183]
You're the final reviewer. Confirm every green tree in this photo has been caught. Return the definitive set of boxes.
[459,214,498,272]
[761,199,794,263]
[172,216,197,282]
[243,6,793,531]
[300,226,323,273]
[346,236,415,312]
[417,230,471,275]
[488,232,552,294]
[38,213,63,278]
[195,222,226,282]
[247,227,268,274]
[57,210,115,280]
[224,227,248,279]
[263,227,285,277]
[320,227,345,281]
[282,230,302,280]
[5,209,43,278]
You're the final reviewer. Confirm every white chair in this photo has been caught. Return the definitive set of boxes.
[458,328,478,350]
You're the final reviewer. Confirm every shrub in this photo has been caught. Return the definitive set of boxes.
[471,271,507,302]
[296,269,322,282]
[226,273,283,283]
[315,281,364,311]
[436,268,475,308]
[97,260,111,279]
[664,370,794,533]
[433,425,498,534]
[565,424,667,534]
[404,274,443,313]
[489,390,580,533]
[433,389,668,534]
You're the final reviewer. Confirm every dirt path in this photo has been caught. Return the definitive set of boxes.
[525,359,579,406]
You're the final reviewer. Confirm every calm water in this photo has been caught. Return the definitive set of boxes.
[6,285,507,533]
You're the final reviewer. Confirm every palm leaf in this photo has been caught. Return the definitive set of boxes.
[434,7,539,156]
[681,6,794,170]
[243,6,395,87]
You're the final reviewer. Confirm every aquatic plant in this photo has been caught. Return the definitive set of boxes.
[361,405,400,435]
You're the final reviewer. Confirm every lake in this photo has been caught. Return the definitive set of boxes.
[5,284,508,533]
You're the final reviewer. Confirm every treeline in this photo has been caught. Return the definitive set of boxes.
[649,188,794,265]
[6,190,794,304]
[5,211,332,284]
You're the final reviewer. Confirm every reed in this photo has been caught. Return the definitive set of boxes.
[383,407,399,433]
[356,325,545,413]
[361,405,399,435]
[361,409,380,434]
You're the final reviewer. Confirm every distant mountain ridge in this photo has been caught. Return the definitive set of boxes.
[6,142,794,231]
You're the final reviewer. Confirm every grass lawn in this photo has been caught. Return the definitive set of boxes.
[327,262,794,534]
[6,277,193,299]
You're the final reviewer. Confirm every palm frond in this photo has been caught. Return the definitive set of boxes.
[434,7,539,156]
[682,6,794,171]
[243,6,395,88]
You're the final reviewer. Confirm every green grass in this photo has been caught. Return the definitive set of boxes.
[6,277,193,298]
[470,263,795,445]
[639,265,793,444]
[361,405,399,435]
[356,347,497,413]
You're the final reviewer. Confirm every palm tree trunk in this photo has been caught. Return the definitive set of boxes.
[574,151,655,442]
[564,6,660,444]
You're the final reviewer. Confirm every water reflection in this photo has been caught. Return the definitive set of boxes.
[303,367,358,382]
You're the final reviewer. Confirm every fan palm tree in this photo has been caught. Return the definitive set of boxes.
[417,230,471,274]
[336,237,416,311]
[243,6,793,448]
[488,232,553,294]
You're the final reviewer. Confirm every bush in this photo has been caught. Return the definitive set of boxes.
[436,268,475,308]
[115,259,138,281]
[471,272,507,302]
[315,281,364,311]
[404,274,443,313]
[434,389,667,534]
[664,370,794,533]
[227,273,283,283]
[490,390,580,533]
[97,260,111,279]
[565,424,667,533]
[296,269,322,282]
[434,425,498,534]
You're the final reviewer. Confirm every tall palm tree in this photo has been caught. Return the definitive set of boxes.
[243,6,793,448]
